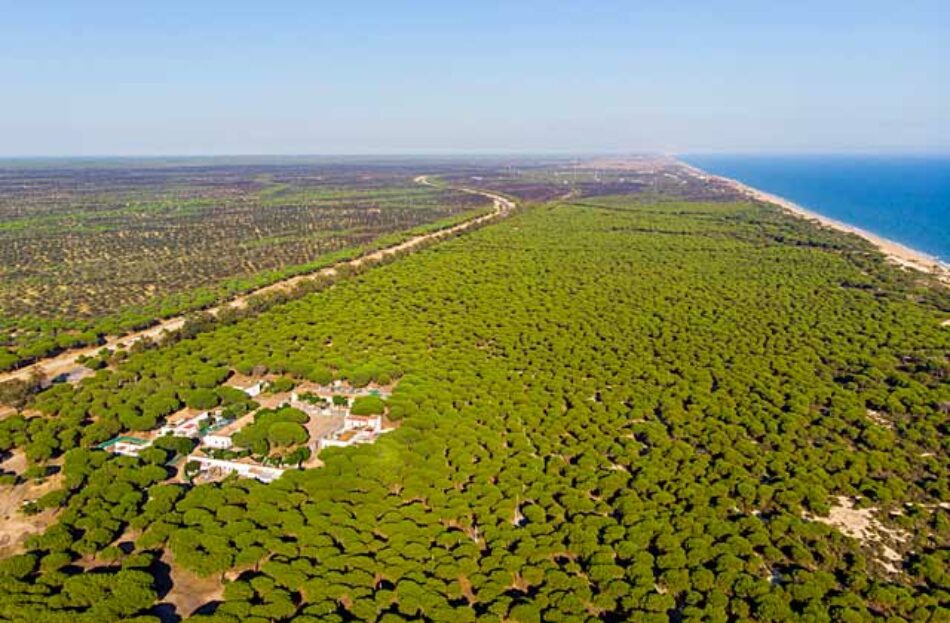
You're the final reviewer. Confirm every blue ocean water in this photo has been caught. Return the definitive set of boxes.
[680,155,950,262]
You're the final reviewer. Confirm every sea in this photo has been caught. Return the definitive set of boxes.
[680,154,950,263]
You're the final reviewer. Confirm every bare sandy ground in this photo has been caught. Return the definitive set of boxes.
[0,451,62,556]
[676,161,950,285]
[0,179,515,392]
[805,496,910,574]
[158,549,224,618]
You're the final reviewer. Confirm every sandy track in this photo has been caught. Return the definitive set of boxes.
[0,177,515,390]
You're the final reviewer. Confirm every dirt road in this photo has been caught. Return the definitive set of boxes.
[0,178,515,389]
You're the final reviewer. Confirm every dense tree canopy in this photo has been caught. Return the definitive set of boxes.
[350,395,387,416]
[231,406,310,456]
[0,190,947,622]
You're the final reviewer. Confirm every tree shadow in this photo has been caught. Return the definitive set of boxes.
[117,540,135,555]
[149,558,174,599]
[149,602,181,623]
[194,601,222,616]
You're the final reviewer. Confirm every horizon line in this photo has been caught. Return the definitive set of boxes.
[1,149,949,161]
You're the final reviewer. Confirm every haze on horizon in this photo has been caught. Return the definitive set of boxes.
[2,0,948,157]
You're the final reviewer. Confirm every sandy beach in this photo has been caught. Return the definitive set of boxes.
[678,161,950,285]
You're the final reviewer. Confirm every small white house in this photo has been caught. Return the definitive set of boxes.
[343,413,382,434]
[318,413,389,450]
[290,392,335,416]
[113,439,152,457]
[203,434,233,450]
[241,382,263,398]
[226,380,263,398]
[319,428,375,449]
[188,455,283,483]
[159,411,211,439]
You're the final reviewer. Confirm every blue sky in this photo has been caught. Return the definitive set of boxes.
[1,0,947,155]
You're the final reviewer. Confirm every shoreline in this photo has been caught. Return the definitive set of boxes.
[678,161,950,284]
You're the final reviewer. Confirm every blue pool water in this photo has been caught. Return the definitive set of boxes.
[680,155,950,262]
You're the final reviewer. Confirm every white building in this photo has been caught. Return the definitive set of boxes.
[158,411,211,439]
[188,455,284,483]
[319,428,377,450]
[203,434,233,450]
[231,381,263,398]
[290,392,335,416]
[343,413,382,434]
[318,414,387,450]
[113,439,152,457]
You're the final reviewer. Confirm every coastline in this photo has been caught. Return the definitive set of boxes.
[678,161,950,285]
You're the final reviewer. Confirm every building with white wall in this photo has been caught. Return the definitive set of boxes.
[319,428,377,450]
[343,413,382,434]
[318,413,389,450]
[290,392,335,416]
[158,411,211,438]
[238,381,263,397]
[188,455,284,483]
[112,438,152,457]
[202,434,233,450]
